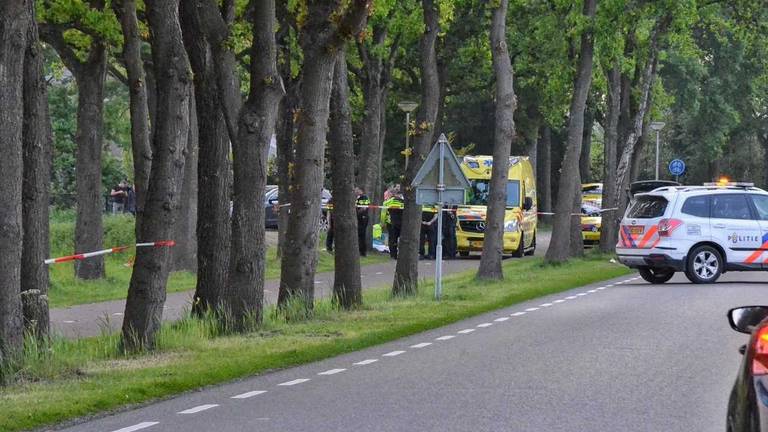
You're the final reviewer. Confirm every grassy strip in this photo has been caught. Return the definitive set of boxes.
[49,248,389,308]
[1,255,630,431]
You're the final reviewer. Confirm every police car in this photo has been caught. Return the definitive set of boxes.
[616,181,768,284]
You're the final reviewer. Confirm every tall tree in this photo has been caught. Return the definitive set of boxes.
[122,0,191,350]
[329,51,362,309]
[21,0,52,338]
[537,125,553,214]
[180,0,232,316]
[224,0,284,328]
[545,0,597,264]
[173,95,198,271]
[0,0,30,365]
[39,3,110,280]
[599,63,621,252]
[392,0,440,296]
[277,0,370,313]
[477,0,516,280]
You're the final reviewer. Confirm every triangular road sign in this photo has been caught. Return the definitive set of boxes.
[412,134,470,205]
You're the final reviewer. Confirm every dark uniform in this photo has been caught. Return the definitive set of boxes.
[382,196,404,259]
[420,206,437,259]
[356,193,371,256]
[442,206,457,259]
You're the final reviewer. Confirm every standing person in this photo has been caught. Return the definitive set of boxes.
[325,196,334,253]
[420,206,438,259]
[442,206,458,259]
[355,187,370,256]
[382,192,404,259]
[125,183,137,215]
[110,180,129,214]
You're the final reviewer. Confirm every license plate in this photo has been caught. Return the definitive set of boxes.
[628,226,644,235]
[471,241,484,248]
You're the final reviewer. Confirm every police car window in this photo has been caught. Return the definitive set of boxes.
[711,194,752,220]
[627,196,668,219]
[681,196,709,218]
[750,195,768,220]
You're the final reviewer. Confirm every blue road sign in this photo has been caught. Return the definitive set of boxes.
[669,159,686,176]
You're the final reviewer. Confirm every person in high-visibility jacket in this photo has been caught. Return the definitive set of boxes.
[381,193,404,259]
[355,187,370,256]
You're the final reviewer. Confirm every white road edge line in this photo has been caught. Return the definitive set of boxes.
[477,323,493,328]
[411,342,432,348]
[511,312,526,316]
[576,293,588,296]
[278,379,310,386]
[553,299,566,303]
[458,329,475,334]
[178,404,218,414]
[494,317,509,322]
[318,368,346,376]
[111,422,160,432]
[587,289,597,293]
[383,350,405,357]
[565,296,578,300]
[525,307,539,312]
[540,303,553,307]
[436,335,455,340]
[231,390,267,399]
[354,359,378,365]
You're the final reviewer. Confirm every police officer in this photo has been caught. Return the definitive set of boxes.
[442,205,458,259]
[420,206,438,259]
[355,187,370,256]
[382,192,404,259]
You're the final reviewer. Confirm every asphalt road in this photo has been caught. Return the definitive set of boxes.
[50,231,552,338]
[53,270,766,432]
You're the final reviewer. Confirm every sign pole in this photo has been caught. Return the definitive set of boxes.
[435,141,444,300]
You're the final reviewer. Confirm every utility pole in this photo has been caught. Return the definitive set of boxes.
[398,100,418,171]
[650,121,665,180]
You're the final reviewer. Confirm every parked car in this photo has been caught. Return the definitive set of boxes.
[727,305,768,432]
[616,181,768,284]
[265,188,331,230]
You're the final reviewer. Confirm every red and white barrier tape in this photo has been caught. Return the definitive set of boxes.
[537,207,618,217]
[44,240,176,265]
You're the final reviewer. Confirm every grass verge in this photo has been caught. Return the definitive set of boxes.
[2,254,630,431]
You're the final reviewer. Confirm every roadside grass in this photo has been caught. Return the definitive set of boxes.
[48,218,388,308]
[0,254,630,432]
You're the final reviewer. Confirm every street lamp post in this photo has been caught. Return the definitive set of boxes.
[397,100,418,171]
[650,121,666,180]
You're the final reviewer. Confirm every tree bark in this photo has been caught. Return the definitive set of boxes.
[392,0,440,296]
[277,0,370,312]
[224,0,283,329]
[122,0,191,351]
[21,5,51,338]
[180,1,231,315]
[113,0,152,227]
[545,0,597,264]
[329,51,362,309]
[538,125,552,214]
[478,0,516,280]
[569,177,585,256]
[173,92,198,271]
[599,63,622,253]
[0,0,29,364]
[579,99,594,183]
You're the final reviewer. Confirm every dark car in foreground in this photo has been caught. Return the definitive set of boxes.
[727,306,768,431]
[265,188,331,230]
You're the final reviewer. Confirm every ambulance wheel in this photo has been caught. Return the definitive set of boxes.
[684,245,722,284]
[638,267,674,284]
[524,232,536,256]
[512,233,524,258]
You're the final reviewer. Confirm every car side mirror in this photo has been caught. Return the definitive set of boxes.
[523,197,533,211]
[728,306,768,334]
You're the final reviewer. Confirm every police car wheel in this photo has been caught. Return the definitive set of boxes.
[684,245,722,284]
[638,267,674,284]
[512,233,524,258]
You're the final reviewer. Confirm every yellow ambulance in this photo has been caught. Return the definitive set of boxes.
[581,183,603,244]
[456,156,537,257]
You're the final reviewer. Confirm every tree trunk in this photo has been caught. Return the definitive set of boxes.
[392,0,440,296]
[569,178,585,256]
[545,0,597,264]
[358,79,383,201]
[329,51,362,309]
[277,0,370,312]
[579,100,594,183]
[599,63,621,253]
[122,0,191,351]
[478,0,516,280]
[0,0,29,364]
[538,125,552,214]
[275,84,297,258]
[180,2,231,315]
[21,7,51,338]
[113,0,152,227]
[224,0,283,329]
[173,92,198,271]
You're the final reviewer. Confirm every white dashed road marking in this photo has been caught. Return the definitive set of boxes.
[565,296,577,300]
[112,422,159,432]
[278,379,310,386]
[383,350,405,357]
[231,390,267,399]
[411,342,432,348]
[587,289,597,293]
[375,272,384,275]
[511,312,526,317]
[354,359,378,366]
[494,317,509,322]
[540,303,553,307]
[553,299,566,303]
[576,293,588,297]
[318,368,346,376]
[436,335,455,341]
[178,404,218,414]
[525,307,539,312]
[477,323,493,328]
[63,320,75,323]
[458,329,475,334]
